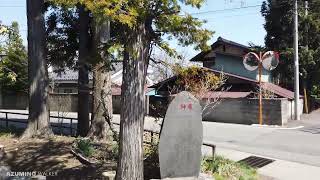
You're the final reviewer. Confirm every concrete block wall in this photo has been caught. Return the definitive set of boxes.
[49,93,87,112]
[281,98,303,121]
[0,93,149,115]
[0,93,92,112]
[1,93,28,109]
[202,98,302,125]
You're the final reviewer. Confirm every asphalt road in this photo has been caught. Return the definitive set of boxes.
[203,109,320,167]
[1,109,320,167]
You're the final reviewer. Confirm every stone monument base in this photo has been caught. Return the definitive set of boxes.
[151,173,213,180]
[151,178,198,180]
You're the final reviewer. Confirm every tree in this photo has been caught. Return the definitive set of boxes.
[173,65,226,100]
[116,22,148,179]
[52,1,212,178]
[87,19,114,141]
[261,0,320,91]
[46,4,79,70]
[149,49,192,83]
[46,2,117,139]
[80,1,212,179]
[46,4,92,137]
[77,5,91,137]
[22,0,52,138]
[0,22,28,93]
[150,64,226,136]
[116,3,211,179]
[46,3,91,137]
[261,0,320,113]
[83,1,210,179]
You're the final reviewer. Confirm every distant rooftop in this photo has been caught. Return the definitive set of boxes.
[211,37,250,50]
[49,62,123,81]
[150,67,297,100]
[190,37,250,62]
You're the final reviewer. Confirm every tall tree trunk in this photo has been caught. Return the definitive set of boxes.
[77,6,90,137]
[88,62,113,141]
[87,20,115,141]
[116,22,149,180]
[22,0,52,139]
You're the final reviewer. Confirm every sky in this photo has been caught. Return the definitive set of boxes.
[0,0,266,58]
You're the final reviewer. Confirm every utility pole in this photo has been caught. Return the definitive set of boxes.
[305,1,309,16]
[305,1,309,50]
[303,1,309,114]
[294,0,300,120]
[305,1,308,50]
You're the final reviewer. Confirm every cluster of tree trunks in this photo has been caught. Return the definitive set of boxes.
[24,1,155,180]
[23,0,210,179]
[24,2,114,141]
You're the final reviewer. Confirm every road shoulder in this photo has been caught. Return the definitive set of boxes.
[202,146,320,180]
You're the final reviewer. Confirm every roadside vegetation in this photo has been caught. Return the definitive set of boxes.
[201,155,258,180]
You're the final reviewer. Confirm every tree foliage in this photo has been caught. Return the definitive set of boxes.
[0,22,28,93]
[51,0,213,56]
[45,2,122,71]
[261,0,320,91]
[46,4,80,70]
[173,65,225,99]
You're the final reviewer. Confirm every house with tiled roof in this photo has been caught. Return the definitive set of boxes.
[46,62,155,114]
[49,62,154,94]
[191,37,272,82]
[149,37,303,125]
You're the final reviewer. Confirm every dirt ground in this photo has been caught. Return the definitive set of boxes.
[0,134,274,180]
[0,135,117,180]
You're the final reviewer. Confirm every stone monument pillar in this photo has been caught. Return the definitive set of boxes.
[159,91,203,179]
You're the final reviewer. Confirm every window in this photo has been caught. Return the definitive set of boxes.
[63,89,73,93]
[203,60,215,68]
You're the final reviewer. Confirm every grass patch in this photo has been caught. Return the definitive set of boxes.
[74,138,95,157]
[0,128,13,137]
[144,144,160,180]
[201,155,258,180]
[0,125,23,137]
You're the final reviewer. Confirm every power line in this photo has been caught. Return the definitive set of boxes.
[190,4,261,15]
[200,12,259,20]
[0,5,24,8]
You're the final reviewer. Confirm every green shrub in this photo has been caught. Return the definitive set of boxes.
[201,156,258,180]
[75,138,95,157]
[144,144,159,166]
[110,141,119,160]
[144,144,160,179]
[311,85,320,98]
[0,128,13,137]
